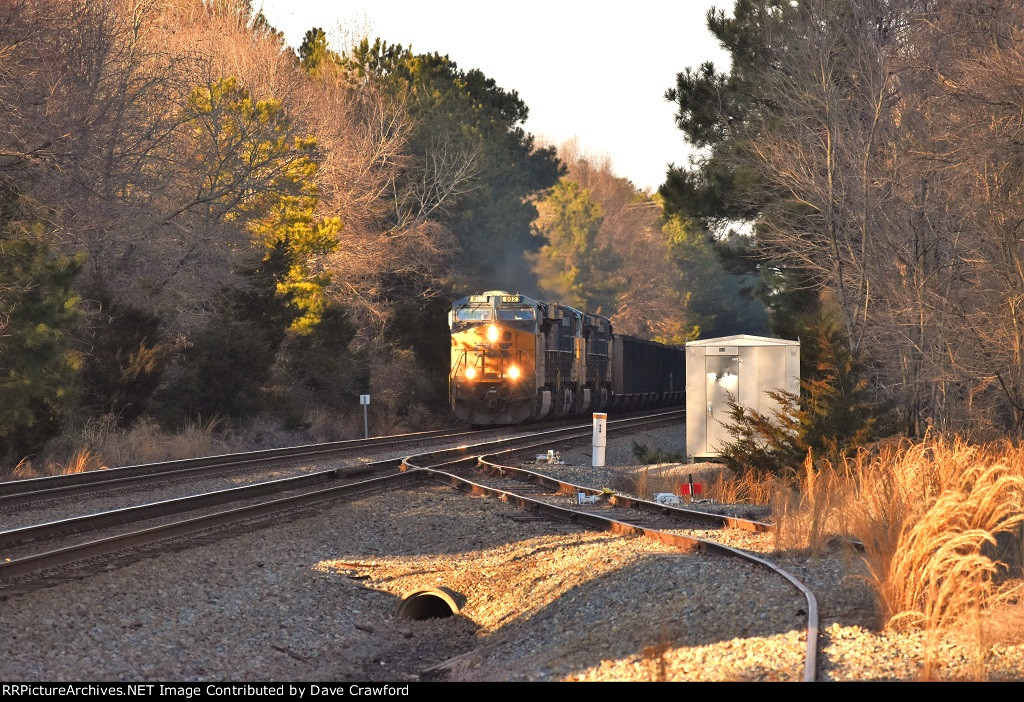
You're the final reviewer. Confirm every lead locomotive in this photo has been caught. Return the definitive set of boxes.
[449,290,684,425]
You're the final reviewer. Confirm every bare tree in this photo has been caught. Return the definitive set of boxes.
[719,0,1024,434]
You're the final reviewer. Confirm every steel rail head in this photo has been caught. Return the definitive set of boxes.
[0,470,425,585]
[413,462,819,683]
[4,414,679,551]
[0,458,406,549]
[402,409,685,472]
[0,428,471,499]
[477,454,774,533]
[0,409,683,508]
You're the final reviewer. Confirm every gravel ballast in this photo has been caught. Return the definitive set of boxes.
[2,420,1023,681]
[0,483,807,682]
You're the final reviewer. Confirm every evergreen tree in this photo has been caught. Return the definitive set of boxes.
[661,0,795,228]
[184,76,340,333]
[0,219,83,460]
[340,39,563,292]
[153,243,300,425]
[661,1,810,340]
[662,213,767,337]
[297,27,339,76]
[76,291,176,426]
[283,304,369,412]
[717,305,885,474]
[531,180,623,313]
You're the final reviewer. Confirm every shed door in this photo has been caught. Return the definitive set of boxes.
[705,355,739,453]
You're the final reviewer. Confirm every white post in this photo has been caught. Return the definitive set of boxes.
[592,412,607,467]
[360,394,370,438]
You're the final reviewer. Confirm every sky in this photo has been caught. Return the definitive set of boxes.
[255,1,731,193]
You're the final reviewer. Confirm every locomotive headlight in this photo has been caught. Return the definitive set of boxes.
[486,324,500,343]
[464,367,477,380]
[507,365,521,380]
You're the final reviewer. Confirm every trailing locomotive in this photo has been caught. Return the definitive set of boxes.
[449,290,684,425]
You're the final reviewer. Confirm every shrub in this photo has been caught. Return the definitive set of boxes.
[76,291,179,425]
[0,222,83,462]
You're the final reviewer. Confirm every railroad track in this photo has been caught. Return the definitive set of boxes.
[0,410,682,597]
[0,407,819,682]
[0,409,679,512]
[400,438,819,683]
[0,427,487,511]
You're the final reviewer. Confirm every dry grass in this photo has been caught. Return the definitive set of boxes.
[5,405,436,480]
[5,416,254,479]
[610,463,735,502]
[83,417,243,467]
[609,463,775,513]
[704,469,773,506]
[612,465,683,498]
[763,434,1024,678]
[303,409,362,443]
[771,452,856,551]
[8,448,108,480]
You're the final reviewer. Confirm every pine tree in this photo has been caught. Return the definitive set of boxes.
[718,308,884,474]
[531,180,623,313]
[0,220,83,461]
[339,39,563,292]
[184,76,341,333]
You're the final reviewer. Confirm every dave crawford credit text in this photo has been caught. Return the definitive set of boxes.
[2,685,412,698]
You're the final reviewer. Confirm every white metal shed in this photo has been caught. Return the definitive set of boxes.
[685,334,800,461]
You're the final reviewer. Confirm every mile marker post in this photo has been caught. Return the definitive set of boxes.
[360,394,370,439]
[592,412,607,467]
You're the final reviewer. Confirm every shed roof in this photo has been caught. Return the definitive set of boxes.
[685,334,799,347]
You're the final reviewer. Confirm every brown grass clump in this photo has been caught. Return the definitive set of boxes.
[87,417,236,466]
[862,464,1023,631]
[610,463,739,502]
[850,440,1024,679]
[704,469,773,506]
[60,448,106,475]
[843,438,1024,633]
[766,434,1024,678]
[771,451,856,551]
[3,416,244,479]
[7,448,108,480]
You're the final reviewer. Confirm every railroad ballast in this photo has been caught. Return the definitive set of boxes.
[449,290,684,425]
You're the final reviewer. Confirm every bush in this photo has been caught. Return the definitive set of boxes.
[280,305,368,411]
[76,291,179,425]
[157,320,276,425]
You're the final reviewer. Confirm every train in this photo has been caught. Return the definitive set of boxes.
[448,290,685,425]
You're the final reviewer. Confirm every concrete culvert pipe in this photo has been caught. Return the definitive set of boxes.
[397,586,467,620]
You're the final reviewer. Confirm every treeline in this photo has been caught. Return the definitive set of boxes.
[533,140,766,344]
[665,0,1024,439]
[0,0,567,464]
[0,0,764,467]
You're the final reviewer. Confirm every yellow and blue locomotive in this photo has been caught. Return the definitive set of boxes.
[449,290,684,425]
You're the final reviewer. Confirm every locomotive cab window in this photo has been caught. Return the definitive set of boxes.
[497,307,536,321]
[456,307,492,322]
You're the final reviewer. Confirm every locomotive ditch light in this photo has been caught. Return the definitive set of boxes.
[486,324,500,343]
[507,365,521,380]
[465,367,477,379]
